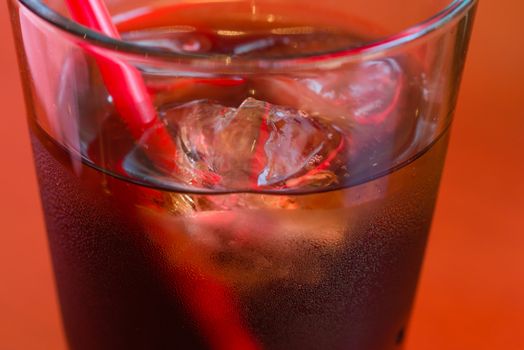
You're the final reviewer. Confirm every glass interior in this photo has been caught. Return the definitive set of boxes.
[23,0,474,62]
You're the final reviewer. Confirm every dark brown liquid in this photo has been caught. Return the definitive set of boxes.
[31,120,448,350]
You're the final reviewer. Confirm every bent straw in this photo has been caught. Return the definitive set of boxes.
[65,1,259,348]
[65,0,178,173]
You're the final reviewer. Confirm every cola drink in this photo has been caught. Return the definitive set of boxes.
[22,1,459,349]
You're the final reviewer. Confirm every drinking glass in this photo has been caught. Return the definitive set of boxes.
[9,0,477,349]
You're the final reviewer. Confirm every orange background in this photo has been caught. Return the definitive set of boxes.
[1,1,523,349]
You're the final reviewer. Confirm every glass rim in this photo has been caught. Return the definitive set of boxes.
[18,0,477,66]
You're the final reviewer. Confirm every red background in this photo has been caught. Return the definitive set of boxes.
[1,1,523,349]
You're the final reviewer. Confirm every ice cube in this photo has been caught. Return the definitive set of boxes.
[161,100,238,187]
[158,98,347,191]
[253,58,421,174]
[304,58,404,124]
[139,191,350,288]
[254,59,405,124]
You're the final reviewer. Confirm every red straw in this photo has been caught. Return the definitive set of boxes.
[66,0,178,173]
[65,1,259,348]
